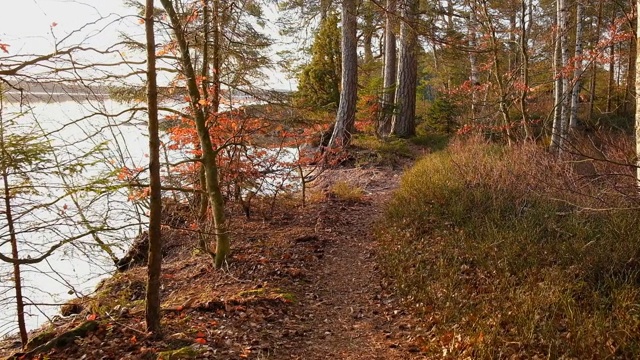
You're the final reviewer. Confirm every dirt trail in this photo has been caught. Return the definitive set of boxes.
[281,168,421,359]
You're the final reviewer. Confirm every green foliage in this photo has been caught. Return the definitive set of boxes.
[295,12,341,110]
[378,138,640,358]
[423,96,459,134]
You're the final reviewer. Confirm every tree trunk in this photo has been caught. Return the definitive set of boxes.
[362,0,375,64]
[607,13,615,114]
[636,0,640,185]
[588,1,603,121]
[391,0,418,138]
[329,0,358,148]
[378,0,397,136]
[519,0,531,139]
[0,94,28,347]
[569,0,584,130]
[144,0,163,336]
[624,0,637,116]
[551,0,564,151]
[1,169,27,346]
[159,0,230,269]
[480,0,512,144]
[559,0,571,138]
[468,0,479,120]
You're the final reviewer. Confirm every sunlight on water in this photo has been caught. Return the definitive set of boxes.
[0,98,150,336]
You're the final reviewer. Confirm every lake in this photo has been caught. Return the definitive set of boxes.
[0,97,152,337]
[0,95,300,338]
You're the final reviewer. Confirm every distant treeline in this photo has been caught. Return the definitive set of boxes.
[1,80,291,104]
[1,81,110,103]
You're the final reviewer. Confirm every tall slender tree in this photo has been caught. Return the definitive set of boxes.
[378,0,397,136]
[144,0,162,335]
[636,0,640,185]
[569,0,585,130]
[159,0,231,268]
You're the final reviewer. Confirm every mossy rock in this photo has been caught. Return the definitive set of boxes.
[24,331,56,351]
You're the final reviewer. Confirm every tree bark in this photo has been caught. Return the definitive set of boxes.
[636,0,640,185]
[329,0,358,147]
[551,0,564,151]
[559,0,571,138]
[480,0,512,144]
[588,1,603,121]
[607,10,616,113]
[469,0,479,121]
[378,0,397,136]
[519,0,531,139]
[0,96,28,346]
[391,0,418,138]
[569,0,584,130]
[624,0,637,116]
[144,0,162,336]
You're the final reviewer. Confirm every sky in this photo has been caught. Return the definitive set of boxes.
[0,0,138,54]
[0,0,294,89]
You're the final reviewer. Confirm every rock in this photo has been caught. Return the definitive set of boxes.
[115,231,149,271]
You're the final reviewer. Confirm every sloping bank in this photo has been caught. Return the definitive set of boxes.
[377,137,640,358]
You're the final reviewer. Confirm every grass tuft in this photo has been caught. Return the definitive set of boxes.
[329,181,365,202]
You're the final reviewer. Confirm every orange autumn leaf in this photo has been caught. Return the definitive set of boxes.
[86,313,98,321]
[194,337,207,344]
[196,331,206,338]
[130,335,137,344]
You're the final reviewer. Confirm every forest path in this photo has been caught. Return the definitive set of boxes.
[279,167,422,359]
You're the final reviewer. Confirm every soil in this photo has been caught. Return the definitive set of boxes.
[0,161,428,359]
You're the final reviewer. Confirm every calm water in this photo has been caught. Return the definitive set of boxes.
[0,98,151,336]
[0,96,299,337]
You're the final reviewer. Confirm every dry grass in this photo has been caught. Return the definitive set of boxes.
[378,134,640,358]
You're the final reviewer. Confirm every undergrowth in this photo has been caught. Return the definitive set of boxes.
[378,135,640,358]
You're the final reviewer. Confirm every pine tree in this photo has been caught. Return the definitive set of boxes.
[296,12,342,110]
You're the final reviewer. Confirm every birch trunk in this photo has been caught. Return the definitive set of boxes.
[378,0,397,136]
[588,1,603,121]
[569,0,584,130]
[559,0,571,138]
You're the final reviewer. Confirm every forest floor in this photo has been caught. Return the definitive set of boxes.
[0,147,431,360]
